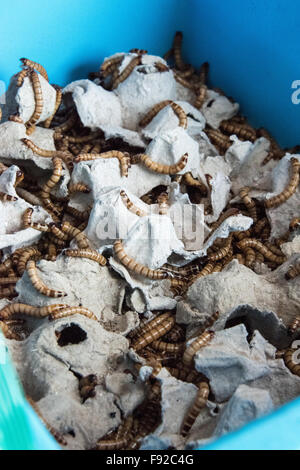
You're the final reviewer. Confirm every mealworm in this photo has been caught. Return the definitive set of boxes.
[239,187,257,222]
[79,374,98,401]
[0,303,66,320]
[264,242,284,257]
[151,339,184,354]
[0,277,20,284]
[289,317,300,334]
[16,187,42,206]
[26,70,43,134]
[199,61,209,85]
[49,306,98,322]
[265,158,300,209]
[75,151,130,177]
[39,157,63,217]
[253,217,268,235]
[284,348,300,377]
[182,173,207,193]
[162,261,200,277]
[243,247,256,268]
[16,68,29,87]
[129,312,173,340]
[155,62,169,72]
[289,217,300,231]
[173,31,186,71]
[233,229,252,241]
[255,251,264,264]
[114,239,168,280]
[0,192,17,202]
[285,262,300,280]
[27,396,67,446]
[45,243,57,261]
[120,190,147,216]
[129,48,148,55]
[0,162,8,174]
[157,192,169,215]
[208,235,232,262]
[68,183,90,194]
[163,324,185,343]
[61,221,89,248]
[181,382,209,436]
[220,121,256,142]
[0,286,17,298]
[53,110,78,134]
[100,55,123,76]
[136,152,187,175]
[0,320,23,340]
[64,249,107,266]
[20,58,49,82]
[49,224,69,240]
[131,317,175,351]
[8,114,24,124]
[205,128,232,151]
[183,331,214,367]
[194,84,207,109]
[190,261,215,283]
[15,170,24,187]
[26,259,66,298]
[44,86,62,128]
[174,73,195,89]
[21,138,73,169]
[112,55,141,90]
[22,208,49,232]
[65,205,91,221]
[237,239,286,264]
[0,258,13,274]
[139,100,187,128]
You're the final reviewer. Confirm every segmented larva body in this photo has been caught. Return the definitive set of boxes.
[0,258,13,274]
[170,277,187,295]
[137,152,188,175]
[285,262,300,280]
[253,217,268,235]
[112,55,141,90]
[130,48,148,54]
[191,261,215,282]
[237,239,286,264]
[17,247,41,275]
[0,320,22,340]
[26,70,43,133]
[75,151,130,177]
[284,348,300,377]
[16,68,29,87]
[0,162,8,174]
[163,323,185,343]
[157,192,169,215]
[65,205,91,221]
[0,192,17,202]
[23,208,49,232]
[239,187,257,222]
[44,86,62,128]
[220,121,256,142]
[183,331,214,367]
[264,242,284,258]
[16,187,42,206]
[151,339,184,354]
[68,183,90,194]
[0,286,16,299]
[61,221,89,249]
[68,131,101,144]
[120,190,147,217]
[289,217,300,231]
[182,172,207,193]
[155,62,169,72]
[265,158,300,209]
[199,61,209,85]
[64,249,107,266]
[181,382,210,436]
[49,306,98,322]
[289,316,300,334]
[129,312,172,340]
[0,277,20,285]
[95,437,128,451]
[40,157,63,217]
[173,31,186,71]
[49,224,69,241]
[20,58,49,82]
[131,316,175,351]
[22,138,73,169]
[100,55,124,76]
[205,129,232,151]
[8,114,24,124]
[139,100,187,128]
[27,396,67,446]
[208,236,232,262]
[194,84,207,109]
[26,259,66,298]
[174,73,195,89]
[0,303,66,320]
[45,243,57,261]
[114,239,168,280]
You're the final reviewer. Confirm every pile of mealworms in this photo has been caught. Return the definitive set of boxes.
[0,32,300,449]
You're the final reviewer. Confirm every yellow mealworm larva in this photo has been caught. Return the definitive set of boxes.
[205,128,232,151]
[265,158,300,209]
[65,205,91,221]
[199,61,209,85]
[75,151,130,177]
[285,262,300,280]
[220,121,256,142]
[40,157,63,217]
[243,247,256,268]
[174,73,195,90]
[237,239,286,264]
[68,183,90,194]
[114,239,168,280]
[131,316,175,351]
[45,243,57,261]
[20,58,49,82]
[169,102,187,128]
[289,217,300,231]
[61,221,89,249]
[181,382,210,436]
[0,277,20,285]
[100,55,124,75]
[208,235,232,262]
[26,259,66,298]
[239,187,257,222]
[111,55,141,90]
[182,172,207,193]
[289,316,300,334]
[0,286,16,298]
[0,258,13,274]
[183,331,214,367]
[194,84,207,109]
[120,190,147,217]
[0,303,66,320]
[157,192,169,215]
[0,320,23,340]
[64,249,107,266]
[44,86,62,128]
[16,68,29,87]
[0,162,8,174]
[129,48,148,55]
[139,100,172,127]
[26,70,43,132]
[0,192,17,202]
[151,339,184,354]
[136,152,188,175]
[129,312,173,340]
[190,261,215,283]
[49,224,69,241]
[22,208,49,232]
[253,217,268,235]
[8,114,24,124]
[49,306,98,322]
[16,187,42,206]
[173,31,186,71]
[284,348,300,377]
[155,62,169,73]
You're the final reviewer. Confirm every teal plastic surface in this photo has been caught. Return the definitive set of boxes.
[0,0,300,450]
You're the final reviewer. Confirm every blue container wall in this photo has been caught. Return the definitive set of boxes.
[1,0,300,146]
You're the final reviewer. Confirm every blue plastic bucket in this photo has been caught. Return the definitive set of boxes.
[0,0,299,450]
